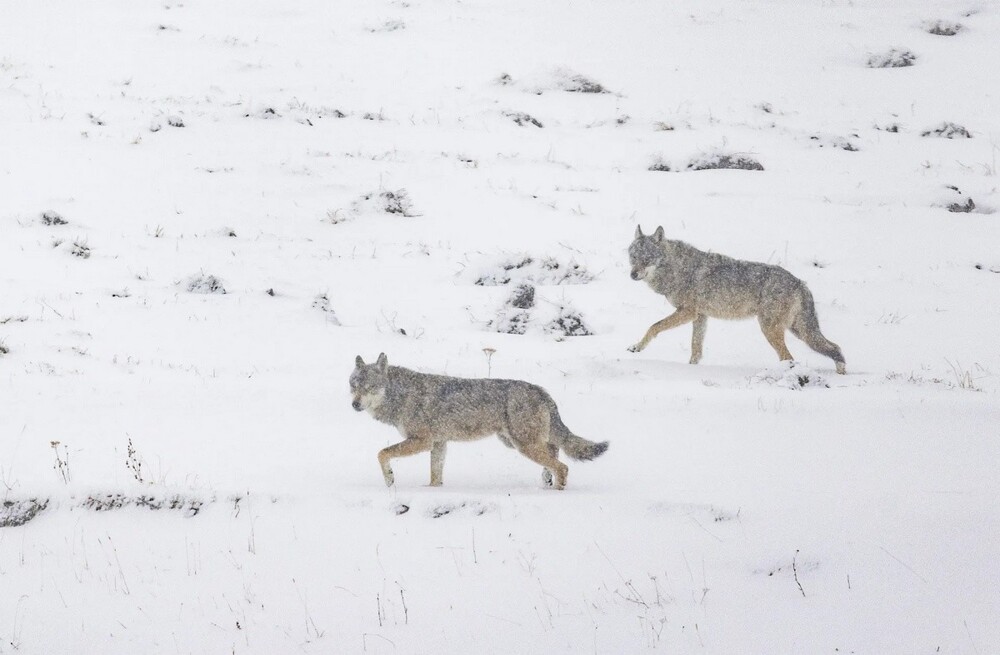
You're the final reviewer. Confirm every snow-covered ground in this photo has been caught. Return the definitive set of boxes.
[2,0,999,652]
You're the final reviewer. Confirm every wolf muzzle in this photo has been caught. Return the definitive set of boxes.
[630,270,640,280]
[352,399,362,411]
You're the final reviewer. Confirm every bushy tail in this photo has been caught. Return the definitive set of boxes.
[549,407,609,461]
[792,287,846,373]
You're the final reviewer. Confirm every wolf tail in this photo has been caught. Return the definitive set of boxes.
[549,406,609,461]
[791,286,846,374]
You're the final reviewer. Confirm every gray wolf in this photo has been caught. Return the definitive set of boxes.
[627,225,846,374]
[350,353,609,489]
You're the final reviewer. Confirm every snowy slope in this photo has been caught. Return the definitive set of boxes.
[1,0,999,652]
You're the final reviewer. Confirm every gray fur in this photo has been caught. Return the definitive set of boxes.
[350,354,609,489]
[627,225,846,373]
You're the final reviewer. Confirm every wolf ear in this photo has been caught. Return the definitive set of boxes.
[652,226,665,243]
[634,225,644,239]
[376,352,388,372]
[355,355,365,368]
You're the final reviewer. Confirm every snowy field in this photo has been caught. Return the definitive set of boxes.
[2,0,999,652]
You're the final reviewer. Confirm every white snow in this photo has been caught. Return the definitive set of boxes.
[2,0,999,652]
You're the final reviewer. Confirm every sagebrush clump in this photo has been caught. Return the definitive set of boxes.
[1,499,49,527]
[924,20,963,36]
[186,273,226,294]
[353,188,415,217]
[545,306,593,338]
[686,152,764,171]
[921,122,971,139]
[867,48,916,68]
[648,156,672,172]
[41,210,68,226]
[504,111,543,128]
[473,255,595,286]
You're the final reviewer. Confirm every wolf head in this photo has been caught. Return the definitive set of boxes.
[628,225,665,281]
[350,353,389,412]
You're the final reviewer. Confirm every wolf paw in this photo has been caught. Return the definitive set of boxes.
[383,471,395,487]
[627,343,643,353]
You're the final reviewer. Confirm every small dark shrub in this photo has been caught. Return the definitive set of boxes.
[810,135,859,151]
[687,152,764,171]
[474,255,594,286]
[562,74,607,94]
[1,499,49,527]
[490,309,530,335]
[312,293,342,324]
[947,198,976,213]
[505,111,543,128]
[186,273,226,294]
[546,307,593,337]
[369,19,405,33]
[380,189,412,215]
[867,49,916,68]
[921,122,971,139]
[648,157,672,172]
[70,240,91,259]
[41,210,68,226]
[508,284,535,309]
[924,20,963,36]
[352,188,414,216]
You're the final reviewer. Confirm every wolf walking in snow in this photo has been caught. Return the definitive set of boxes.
[350,353,608,490]
[627,225,846,373]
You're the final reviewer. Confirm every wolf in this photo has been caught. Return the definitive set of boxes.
[350,353,608,490]
[627,225,846,373]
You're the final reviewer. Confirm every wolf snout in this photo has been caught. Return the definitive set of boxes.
[630,270,640,280]
[352,399,362,411]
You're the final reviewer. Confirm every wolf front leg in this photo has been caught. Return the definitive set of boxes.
[429,441,447,486]
[689,314,708,364]
[628,307,698,353]
[377,436,433,487]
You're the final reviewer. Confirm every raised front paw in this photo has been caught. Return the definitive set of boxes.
[627,343,643,353]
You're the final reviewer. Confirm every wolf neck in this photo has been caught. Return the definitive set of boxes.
[647,239,699,296]
[367,366,410,425]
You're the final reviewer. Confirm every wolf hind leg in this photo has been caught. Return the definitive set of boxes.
[517,442,568,490]
[430,441,447,486]
[377,436,433,487]
[541,443,559,487]
[790,321,846,374]
[758,316,794,362]
[509,405,567,489]
[690,314,707,364]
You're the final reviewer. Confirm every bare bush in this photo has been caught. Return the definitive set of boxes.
[186,273,226,294]
[867,48,916,68]
[41,210,68,226]
[687,152,764,171]
[473,255,595,286]
[921,122,971,139]
[924,20,963,36]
